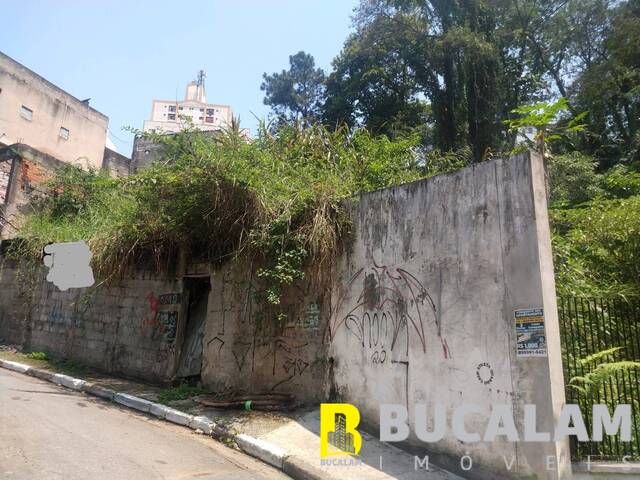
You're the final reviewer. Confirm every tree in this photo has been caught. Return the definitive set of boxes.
[547,152,602,203]
[504,97,587,156]
[571,0,640,165]
[262,0,637,168]
[261,51,326,125]
[324,0,546,161]
[323,11,432,141]
[506,0,640,165]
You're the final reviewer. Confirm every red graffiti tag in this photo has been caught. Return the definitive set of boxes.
[140,292,162,336]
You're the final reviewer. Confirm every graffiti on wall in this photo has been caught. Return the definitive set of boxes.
[285,302,320,330]
[48,299,66,327]
[329,262,450,361]
[222,335,313,390]
[203,268,318,392]
[157,311,178,341]
[140,292,159,337]
[207,336,225,357]
[140,292,180,343]
[158,293,181,306]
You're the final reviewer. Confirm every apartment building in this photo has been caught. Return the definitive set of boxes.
[142,70,233,134]
[0,51,110,169]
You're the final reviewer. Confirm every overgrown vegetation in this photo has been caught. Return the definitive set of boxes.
[24,351,47,360]
[569,347,640,396]
[9,124,466,308]
[549,156,640,297]
[157,384,207,405]
[265,0,640,166]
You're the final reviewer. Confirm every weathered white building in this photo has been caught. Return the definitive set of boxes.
[0,51,110,169]
[142,70,233,134]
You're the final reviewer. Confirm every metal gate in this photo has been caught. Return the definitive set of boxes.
[558,296,640,460]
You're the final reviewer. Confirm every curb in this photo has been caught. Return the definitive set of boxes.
[0,359,31,374]
[51,373,86,391]
[29,367,55,382]
[236,433,287,469]
[284,454,329,480]
[114,392,154,413]
[0,358,326,480]
[84,383,116,401]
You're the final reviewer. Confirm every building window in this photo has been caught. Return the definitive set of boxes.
[20,105,33,121]
[205,116,214,123]
[59,127,70,140]
[178,106,183,111]
[199,108,204,112]
[169,105,176,112]
[168,114,176,120]
[206,108,214,115]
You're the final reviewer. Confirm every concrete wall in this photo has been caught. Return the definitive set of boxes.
[0,51,108,169]
[131,130,225,172]
[199,260,330,402]
[572,463,640,480]
[0,256,30,345]
[131,135,167,172]
[0,253,329,398]
[328,151,569,479]
[0,258,183,383]
[0,157,11,205]
[102,147,131,178]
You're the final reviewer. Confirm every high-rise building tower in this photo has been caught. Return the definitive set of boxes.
[142,71,233,134]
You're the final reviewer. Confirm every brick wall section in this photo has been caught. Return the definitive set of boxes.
[1,252,330,399]
[0,257,182,383]
[0,257,31,345]
[0,144,66,239]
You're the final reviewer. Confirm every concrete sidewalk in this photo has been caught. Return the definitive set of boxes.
[0,351,462,480]
[243,409,462,480]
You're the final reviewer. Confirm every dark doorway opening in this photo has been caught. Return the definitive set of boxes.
[176,277,210,383]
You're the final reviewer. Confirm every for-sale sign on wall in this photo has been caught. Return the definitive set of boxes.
[515,308,547,357]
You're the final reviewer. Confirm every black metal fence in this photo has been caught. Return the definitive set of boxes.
[558,296,640,461]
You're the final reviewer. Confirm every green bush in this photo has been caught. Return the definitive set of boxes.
[547,152,602,204]
[423,147,472,176]
[158,384,206,405]
[601,164,640,199]
[551,196,640,296]
[24,351,47,360]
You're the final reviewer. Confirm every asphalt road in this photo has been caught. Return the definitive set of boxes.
[0,369,290,480]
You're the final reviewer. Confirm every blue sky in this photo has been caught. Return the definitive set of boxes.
[1,0,359,155]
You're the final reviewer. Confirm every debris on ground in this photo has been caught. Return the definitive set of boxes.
[196,393,295,411]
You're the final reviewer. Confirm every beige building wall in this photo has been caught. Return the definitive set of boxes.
[0,51,108,169]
